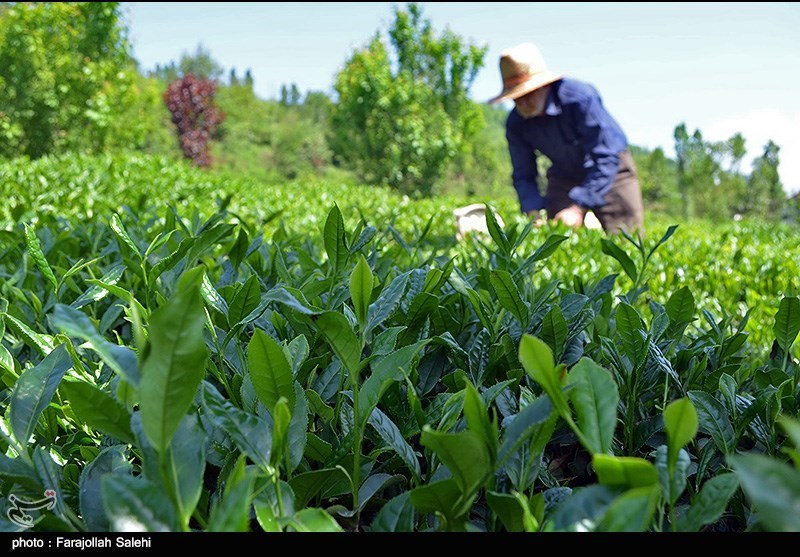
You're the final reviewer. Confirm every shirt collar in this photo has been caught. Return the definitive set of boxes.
[543,80,564,116]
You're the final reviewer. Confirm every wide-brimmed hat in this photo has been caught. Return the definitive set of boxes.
[488,43,563,104]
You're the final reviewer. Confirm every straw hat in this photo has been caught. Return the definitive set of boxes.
[488,43,563,104]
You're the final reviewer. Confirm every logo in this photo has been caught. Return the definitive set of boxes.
[7,490,56,529]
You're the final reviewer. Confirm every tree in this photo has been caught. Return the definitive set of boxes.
[0,2,143,158]
[330,3,487,195]
[631,145,679,214]
[164,75,225,168]
[748,140,783,219]
[178,44,224,82]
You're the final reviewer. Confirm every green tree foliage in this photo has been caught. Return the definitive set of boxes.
[330,3,487,196]
[213,84,337,182]
[748,140,784,219]
[0,2,151,158]
[631,146,679,214]
[152,43,224,83]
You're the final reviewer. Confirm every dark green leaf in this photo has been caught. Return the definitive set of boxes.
[729,453,800,532]
[566,358,619,455]
[323,204,348,275]
[601,238,637,282]
[51,304,139,386]
[308,311,361,377]
[24,224,58,293]
[370,492,415,532]
[10,345,71,446]
[201,383,271,470]
[79,447,131,532]
[676,473,739,532]
[490,270,528,326]
[595,485,661,532]
[774,296,800,352]
[421,427,491,496]
[62,381,133,444]
[208,457,256,532]
[665,286,695,326]
[498,395,555,466]
[688,391,735,454]
[654,445,690,505]
[358,340,428,431]
[368,407,421,483]
[139,267,208,453]
[247,329,295,412]
[486,491,525,532]
[102,475,179,532]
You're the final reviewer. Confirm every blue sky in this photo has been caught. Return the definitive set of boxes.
[123,2,800,194]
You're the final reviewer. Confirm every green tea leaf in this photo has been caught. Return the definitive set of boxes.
[24,224,58,294]
[486,491,525,532]
[289,468,350,509]
[774,296,800,352]
[490,270,528,326]
[595,485,661,532]
[51,304,139,386]
[729,453,800,532]
[676,473,739,532]
[519,335,569,418]
[208,457,256,532]
[228,275,261,327]
[4,313,54,356]
[601,238,637,283]
[271,398,292,469]
[102,475,179,532]
[593,454,659,488]
[110,214,141,258]
[368,407,422,483]
[201,272,228,317]
[664,397,698,470]
[370,492,415,532]
[485,205,510,254]
[286,508,343,532]
[539,306,567,361]
[358,340,428,431]
[10,344,72,446]
[654,445,690,505]
[308,311,361,377]
[323,204,348,275]
[666,286,695,325]
[497,395,555,466]
[421,427,491,496]
[349,254,373,329]
[62,381,133,444]
[79,447,131,532]
[247,329,295,412]
[409,478,465,529]
[566,358,619,455]
[139,267,208,453]
[688,391,735,454]
[201,383,271,470]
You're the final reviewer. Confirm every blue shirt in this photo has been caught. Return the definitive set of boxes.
[506,78,628,212]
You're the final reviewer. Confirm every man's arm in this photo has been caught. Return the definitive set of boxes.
[507,120,544,214]
[568,91,627,209]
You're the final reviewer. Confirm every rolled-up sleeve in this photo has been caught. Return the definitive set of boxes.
[568,93,627,209]
[507,120,544,213]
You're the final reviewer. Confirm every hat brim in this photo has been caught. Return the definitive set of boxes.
[487,72,563,105]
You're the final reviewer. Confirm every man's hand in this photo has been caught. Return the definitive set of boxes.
[553,204,586,228]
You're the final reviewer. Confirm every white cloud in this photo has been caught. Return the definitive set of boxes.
[704,109,800,196]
